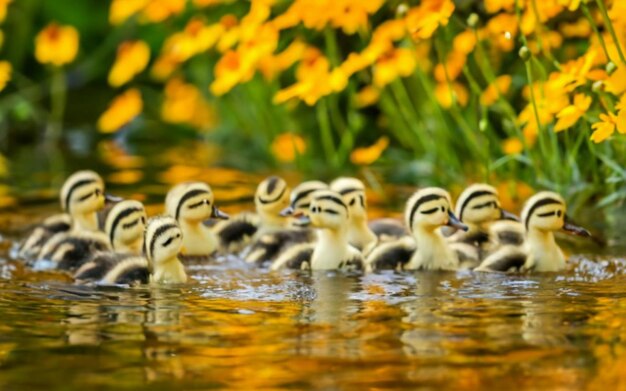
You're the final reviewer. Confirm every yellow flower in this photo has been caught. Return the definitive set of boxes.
[0,0,11,23]
[141,0,186,23]
[209,50,255,96]
[590,112,626,143]
[350,136,389,165]
[97,89,143,133]
[34,23,79,66]
[558,0,580,11]
[554,94,591,132]
[480,75,512,106]
[162,78,216,130]
[259,40,307,80]
[0,60,10,92]
[150,53,179,81]
[485,13,518,52]
[434,50,465,82]
[560,19,591,38]
[453,30,476,55]
[271,133,306,162]
[485,0,514,14]
[435,81,468,108]
[405,0,454,40]
[355,86,380,108]
[373,47,416,88]
[604,66,626,95]
[109,0,148,25]
[108,40,150,87]
[162,19,224,63]
[502,137,523,155]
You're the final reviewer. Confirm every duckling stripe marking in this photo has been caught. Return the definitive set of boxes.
[149,224,178,259]
[459,190,496,221]
[258,186,287,205]
[338,187,362,196]
[315,195,348,210]
[525,198,562,229]
[266,176,280,194]
[65,179,98,212]
[409,194,444,226]
[291,188,318,207]
[109,207,143,246]
[176,189,210,220]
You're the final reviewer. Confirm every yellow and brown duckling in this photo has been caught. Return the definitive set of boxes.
[476,191,591,273]
[75,216,187,285]
[365,187,469,271]
[243,180,326,265]
[165,182,229,259]
[271,190,363,271]
[18,170,107,260]
[212,176,290,253]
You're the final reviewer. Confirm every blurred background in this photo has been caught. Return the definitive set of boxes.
[0,0,624,227]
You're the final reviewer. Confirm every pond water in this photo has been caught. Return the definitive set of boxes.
[1,138,626,390]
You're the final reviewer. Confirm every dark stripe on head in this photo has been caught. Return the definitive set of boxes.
[459,190,496,221]
[149,223,178,259]
[258,186,287,205]
[109,207,143,247]
[175,189,210,220]
[266,176,280,194]
[525,198,563,229]
[409,194,445,227]
[338,187,362,196]
[65,179,97,212]
[315,195,348,210]
[291,188,318,207]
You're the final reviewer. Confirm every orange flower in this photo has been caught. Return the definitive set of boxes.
[108,40,150,87]
[485,13,518,52]
[162,78,216,130]
[141,0,186,23]
[109,0,148,25]
[373,47,416,88]
[271,133,306,162]
[350,136,389,165]
[435,81,469,108]
[560,19,591,38]
[480,75,512,106]
[150,53,179,81]
[453,30,476,55]
[405,0,454,40]
[97,89,143,133]
[434,50,465,82]
[484,0,514,14]
[355,86,380,108]
[210,50,255,96]
[502,137,523,155]
[554,94,591,132]
[590,112,626,143]
[0,0,12,23]
[0,60,10,92]
[34,23,79,66]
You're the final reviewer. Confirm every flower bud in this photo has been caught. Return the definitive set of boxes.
[519,46,531,62]
[592,80,604,92]
[606,61,617,75]
[467,13,479,28]
[479,118,488,132]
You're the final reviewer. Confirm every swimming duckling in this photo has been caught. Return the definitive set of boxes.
[243,180,326,265]
[17,170,106,259]
[271,190,363,271]
[212,176,290,252]
[475,191,591,272]
[104,200,147,253]
[165,182,229,259]
[76,216,187,285]
[365,187,468,271]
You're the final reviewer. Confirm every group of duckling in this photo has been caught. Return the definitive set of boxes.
[13,170,592,286]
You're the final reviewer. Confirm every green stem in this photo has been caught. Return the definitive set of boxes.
[47,67,66,145]
[317,98,337,167]
[523,60,550,168]
[595,0,626,66]
[581,3,611,61]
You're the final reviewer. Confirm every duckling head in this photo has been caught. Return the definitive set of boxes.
[280,180,328,217]
[60,170,106,216]
[455,183,518,226]
[165,182,229,223]
[521,191,591,236]
[255,176,290,218]
[143,216,183,266]
[330,177,367,221]
[405,187,467,233]
[299,190,349,231]
[105,200,147,252]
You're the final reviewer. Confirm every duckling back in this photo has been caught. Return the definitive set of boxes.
[17,214,72,260]
[36,230,111,271]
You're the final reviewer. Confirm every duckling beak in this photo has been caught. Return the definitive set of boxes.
[447,211,469,231]
[211,206,230,220]
[293,215,311,227]
[279,206,295,217]
[500,209,520,221]
[562,216,591,237]
[104,193,123,204]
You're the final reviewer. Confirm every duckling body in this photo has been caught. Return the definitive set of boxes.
[271,190,363,271]
[17,214,72,260]
[365,188,468,272]
[36,230,111,271]
[475,191,591,272]
[330,177,377,253]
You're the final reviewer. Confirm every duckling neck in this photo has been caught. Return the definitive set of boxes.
[72,212,98,232]
[115,238,143,254]
[311,227,350,269]
[152,256,187,284]
[526,229,565,272]
[179,220,218,256]
[257,211,287,233]
[348,217,377,251]
[407,227,456,270]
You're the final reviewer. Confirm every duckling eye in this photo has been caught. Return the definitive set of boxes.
[349,198,356,206]
[440,206,445,212]
[557,210,562,217]
[162,237,174,247]
[95,188,102,196]
[141,216,146,224]
[176,233,181,238]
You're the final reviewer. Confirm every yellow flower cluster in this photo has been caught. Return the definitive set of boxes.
[108,41,150,87]
[98,89,143,133]
[162,78,216,130]
[34,23,79,66]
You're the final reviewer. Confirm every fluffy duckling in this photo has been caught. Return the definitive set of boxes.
[243,180,326,265]
[104,200,147,253]
[271,190,363,271]
[165,182,229,258]
[476,191,591,272]
[76,216,187,285]
[365,187,469,271]
[212,176,290,252]
[18,170,106,259]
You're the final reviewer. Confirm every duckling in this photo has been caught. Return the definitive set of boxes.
[212,176,290,252]
[365,187,469,271]
[35,200,147,271]
[243,180,326,265]
[17,170,106,260]
[271,190,363,271]
[76,216,187,285]
[165,182,229,259]
[475,191,591,272]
